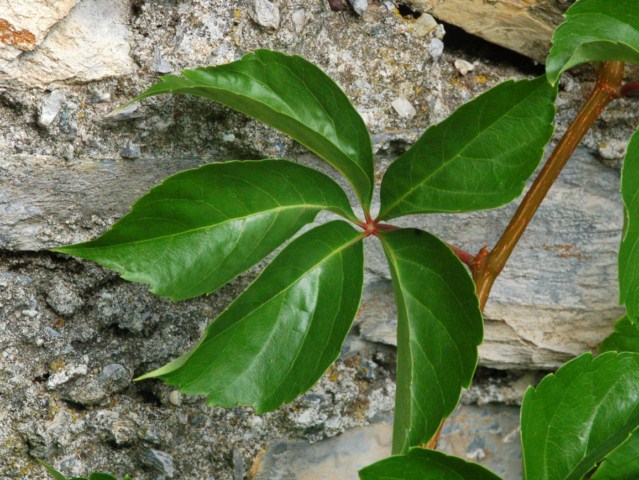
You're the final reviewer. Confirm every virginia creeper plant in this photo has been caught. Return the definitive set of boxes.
[46,0,639,478]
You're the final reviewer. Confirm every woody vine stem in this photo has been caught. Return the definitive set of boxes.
[362,61,628,449]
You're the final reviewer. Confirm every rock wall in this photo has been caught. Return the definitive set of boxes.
[1,1,637,478]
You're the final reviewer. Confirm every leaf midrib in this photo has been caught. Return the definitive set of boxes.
[67,203,333,250]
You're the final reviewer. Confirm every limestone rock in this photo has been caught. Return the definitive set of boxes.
[1,0,136,86]
[253,0,280,30]
[0,0,77,62]
[410,0,568,62]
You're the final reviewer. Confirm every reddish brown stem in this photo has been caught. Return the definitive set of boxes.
[447,243,475,267]
[473,61,625,310]
[428,61,625,451]
[621,81,639,97]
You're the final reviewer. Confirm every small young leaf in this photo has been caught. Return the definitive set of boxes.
[379,229,483,454]
[130,49,375,209]
[546,0,639,85]
[591,431,639,480]
[600,316,639,354]
[378,77,556,220]
[56,160,354,301]
[521,352,639,480]
[619,129,639,323]
[358,448,503,480]
[138,221,364,412]
[38,460,126,480]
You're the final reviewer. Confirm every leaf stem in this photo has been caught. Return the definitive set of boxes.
[621,81,639,97]
[473,61,624,309]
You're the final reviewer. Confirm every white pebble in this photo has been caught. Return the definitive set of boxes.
[428,38,444,60]
[391,97,417,119]
[168,390,182,406]
[454,59,475,75]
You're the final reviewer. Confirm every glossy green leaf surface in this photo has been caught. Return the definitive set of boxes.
[521,352,639,480]
[546,0,639,84]
[358,448,503,480]
[138,221,364,412]
[380,229,483,454]
[591,431,639,480]
[130,49,374,208]
[56,160,354,301]
[620,129,639,323]
[600,316,639,354]
[378,77,555,220]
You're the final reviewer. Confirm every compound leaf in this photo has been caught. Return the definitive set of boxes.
[56,160,354,301]
[130,49,375,209]
[358,448,503,480]
[600,316,639,354]
[138,221,364,412]
[378,77,556,220]
[546,0,639,85]
[591,431,639,480]
[379,229,483,454]
[521,352,639,480]
[620,129,639,323]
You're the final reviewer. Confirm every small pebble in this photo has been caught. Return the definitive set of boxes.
[36,338,45,347]
[253,0,280,29]
[328,0,350,11]
[104,103,143,122]
[151,46,172,74]
[38,90,64,128]
[349,0,368,15]
[428,38,444,60]
[121,140,141,159]
[454,59,475,75]
[291,8,306,32]
[391,97,417,119]
[168,390,182,406]
[412,13,438,37]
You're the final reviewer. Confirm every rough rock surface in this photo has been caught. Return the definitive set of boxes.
[409,0,570,62]
[1,0,636,478]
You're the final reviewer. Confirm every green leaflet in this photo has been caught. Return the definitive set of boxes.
[38,461,130,480]
[379,229,483,454]
[591,431,639,479]
[130,49,375,209]
[546,0,639,85]
[521,352,639,480]
[600,316,639,353]
[138,221,364,413]
[358,448,503,480]
[620,129,639,323]
[378,77,556,220]
[55,160,354,301]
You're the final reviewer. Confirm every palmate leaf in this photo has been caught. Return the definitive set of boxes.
[130,49,375,209]
[138,221,364,412]
[379,229,483,454]
[358,448,502,480]
[521,352,639,480]
[55,160,354,301]
[591,431,639,480]
[378,77,556,220]
[600,316,639,354]
[620,129,639,323]
[546,0,639,85]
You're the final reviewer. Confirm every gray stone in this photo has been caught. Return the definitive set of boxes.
[252,421,393,480]
[253,0,280,29]
[37,90,64,128]
[291,9,306,33]
[151,47,172,74]
[121,140,141,160]
[349,0,369,16]
[140,448,175,478]
[428,37,444,59]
